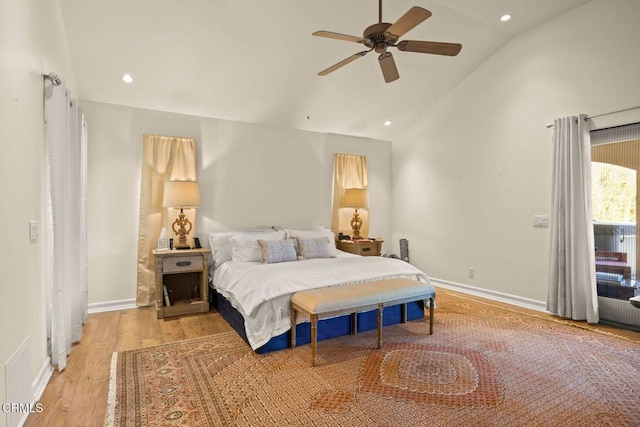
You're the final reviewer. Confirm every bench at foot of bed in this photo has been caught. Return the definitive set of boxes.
[290,278,436,367]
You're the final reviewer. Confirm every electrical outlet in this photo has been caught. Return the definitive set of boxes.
[533,215,549,228]
[468,267,475,278]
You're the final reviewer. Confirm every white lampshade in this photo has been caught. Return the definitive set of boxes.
[342,188,369,209]
[163,180,200,208]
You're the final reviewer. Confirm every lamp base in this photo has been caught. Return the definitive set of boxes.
[350,210,363,239]
[172,210,193,250]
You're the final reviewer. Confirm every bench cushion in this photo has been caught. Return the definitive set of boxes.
[291,278,435,314]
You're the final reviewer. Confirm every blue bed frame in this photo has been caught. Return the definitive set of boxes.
[210,287,425,354]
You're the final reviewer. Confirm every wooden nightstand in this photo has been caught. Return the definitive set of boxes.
[335,239,383,256]
[153,248,211,319]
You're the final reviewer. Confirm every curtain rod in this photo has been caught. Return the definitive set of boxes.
[545,105,640,128]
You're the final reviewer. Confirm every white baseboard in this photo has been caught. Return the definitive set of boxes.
[431,278,547,313]
[32,358,53,402]
[88,299,137,314]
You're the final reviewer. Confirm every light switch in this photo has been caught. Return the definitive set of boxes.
[29,220,38,242]
[533,215,549,228]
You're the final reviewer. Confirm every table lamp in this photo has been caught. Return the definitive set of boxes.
[342,188,369,239]
[163,180,200,250]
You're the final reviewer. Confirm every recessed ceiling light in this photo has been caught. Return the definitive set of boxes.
[384,120,392,127]
[122,73,134,84]
[500,14,512,22]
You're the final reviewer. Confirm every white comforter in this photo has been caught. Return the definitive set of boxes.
[213,251,430,349]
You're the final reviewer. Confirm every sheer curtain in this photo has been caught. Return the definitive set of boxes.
[136,134,197,306]
[547,115,599,323]
[44,78,88,370]
[331,154,369,238]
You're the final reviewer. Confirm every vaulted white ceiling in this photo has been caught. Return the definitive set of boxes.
[59,0,590,141]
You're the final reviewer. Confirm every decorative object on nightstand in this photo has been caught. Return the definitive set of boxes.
[157,227,170,251]
[342,188,369,239]
[399,238,410,263]
[163,180,200,250]
[153,248,211,318]
[336,237,383,257]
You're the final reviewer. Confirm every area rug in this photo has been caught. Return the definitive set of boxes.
[106,292,640,426]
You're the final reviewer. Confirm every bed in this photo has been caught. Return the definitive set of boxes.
[208,227,431,353]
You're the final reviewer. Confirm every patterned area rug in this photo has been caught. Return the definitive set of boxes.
[106,293,640,426]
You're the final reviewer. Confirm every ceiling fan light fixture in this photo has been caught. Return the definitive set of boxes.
[500,14,512,22]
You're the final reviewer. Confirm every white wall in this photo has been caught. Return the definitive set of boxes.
[0,1,76,426]
[392,0,640,303]
[82,101,392,305]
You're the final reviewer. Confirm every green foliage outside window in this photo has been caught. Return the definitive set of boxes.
[592,162,636,223]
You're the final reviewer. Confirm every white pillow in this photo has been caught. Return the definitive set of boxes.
[208,229,272,267]
[287,229,337,257]
[230,230,286,262]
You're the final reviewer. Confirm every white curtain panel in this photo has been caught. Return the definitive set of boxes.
[547,115,599,323]
[44,78,88,370]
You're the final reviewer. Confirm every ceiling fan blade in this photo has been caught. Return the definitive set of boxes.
[397,40,462,56]
[385,6,432,40]
[318,51,368,76]
[312,31,367,43]
[378,52,399,83]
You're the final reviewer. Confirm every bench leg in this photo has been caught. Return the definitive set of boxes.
[311,314,318,367]
[291,308,297,348]
[351,313,358,335]
[401,303,407,323]
[429,297,434,335]
[377,303,383,349]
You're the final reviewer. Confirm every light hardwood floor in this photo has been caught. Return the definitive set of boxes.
[25,288,640,426]
[24,307,232,427]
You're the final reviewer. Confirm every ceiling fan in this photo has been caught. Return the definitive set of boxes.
[313,0,462,83]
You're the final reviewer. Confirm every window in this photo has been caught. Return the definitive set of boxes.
[591,123,640,301]
[592,162,636,276]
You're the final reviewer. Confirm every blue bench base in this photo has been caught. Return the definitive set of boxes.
[210,287,425,354]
